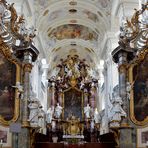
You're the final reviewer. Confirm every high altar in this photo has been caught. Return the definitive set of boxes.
[47,55,99,143]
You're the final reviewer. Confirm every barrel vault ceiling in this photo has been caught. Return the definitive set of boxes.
[11,0,114,69]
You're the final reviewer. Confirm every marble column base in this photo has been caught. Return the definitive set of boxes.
[18,128,30,148]
[119,128,136,148]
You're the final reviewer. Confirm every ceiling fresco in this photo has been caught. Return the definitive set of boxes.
[32,0,113,68]
[44,8,99,23]
[48,24,98,41]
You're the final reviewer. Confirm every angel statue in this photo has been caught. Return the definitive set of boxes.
[12,82,23,99]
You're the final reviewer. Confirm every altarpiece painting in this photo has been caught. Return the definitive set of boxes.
[129,52,148,125]
[0,50,20,125]
[63,88,83,120]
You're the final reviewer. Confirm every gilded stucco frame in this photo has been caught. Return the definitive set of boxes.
[62,87,84,120]
[128,48,148,126]
[0,40,20,126]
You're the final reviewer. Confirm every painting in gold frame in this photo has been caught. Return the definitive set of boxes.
[0,45,20,126]
[137,127,148,148]
[129,50,148,126]
[0,125,12,147]
[62,87,84,120]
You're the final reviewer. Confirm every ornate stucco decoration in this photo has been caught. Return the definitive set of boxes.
[119,3,148,52]
[48,55,98,90]
[119,2,148,126]
[0,0,38,57]
[112,2,148,127]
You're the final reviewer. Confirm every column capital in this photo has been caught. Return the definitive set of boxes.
[14,43,39,62]
[23,63,33,73]
[111,45,135,64]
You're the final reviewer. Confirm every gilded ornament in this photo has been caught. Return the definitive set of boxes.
[23,63,33,72]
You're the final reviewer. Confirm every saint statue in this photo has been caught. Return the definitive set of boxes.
[54,103,62,118]
[126,82,131,100]
[38,106,45,129]
[46,106,54,123]
[84,104,91,118]
[28,99,40,127]
[94,108,101,124]
[109,96,126,127]
[90,120,95,132]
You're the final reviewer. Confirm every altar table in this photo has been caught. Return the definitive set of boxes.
[35,142,115,148]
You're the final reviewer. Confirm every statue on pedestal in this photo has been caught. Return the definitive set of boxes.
[28,99,40,127]
[54,103,62,118]
[108,95,126,127]
[38,106,45,128]
[90,119,95,132]
[94,108,101,124]
[126,82,132,100]
[46,106,54,123]
[84,104,91,119]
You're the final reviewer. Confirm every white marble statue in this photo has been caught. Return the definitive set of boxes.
[38,106,45,129]
[90,120,95,132]
[28,99,40,127]
[46,106,54,123]
[54,103,62,118]
[109,96,126,127]
[126,82,131,100]
[12,82,23,99]
[51,120,56,132]
[94,108,101,124]
[84,104,91,118]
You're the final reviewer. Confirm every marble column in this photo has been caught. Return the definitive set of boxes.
[118,52,128,126]
[102,62,109,134]
[50,81,56,107]
[22,51,33,127]
[14,44,39,148]
[112,46,135,148]
[18,51,33,148]
[89,85,96,110]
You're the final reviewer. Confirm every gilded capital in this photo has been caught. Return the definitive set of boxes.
[23,63,33,72]
[118,64,128,73]
[22,121,30,127]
